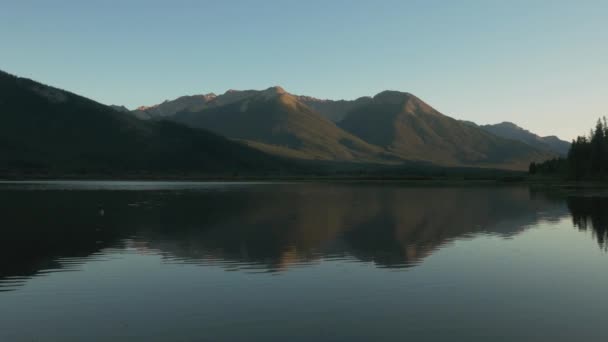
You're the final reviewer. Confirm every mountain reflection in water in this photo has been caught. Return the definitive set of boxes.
[0,182,585,292]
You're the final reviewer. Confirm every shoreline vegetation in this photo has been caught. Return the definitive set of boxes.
[531,117,608,181]
[2,174,608,188]
[0,162,528,182]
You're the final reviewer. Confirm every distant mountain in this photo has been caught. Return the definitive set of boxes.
[338,91,555,169]
[0,70,291,176]
[133,90,265,119]
[109,105,130,113]
[133,89,557,170]
[133,93,217,119]
[135,88,556,170]
[135,91,375,123]
[297,96,372,122]
[136,92,373,123]
[171,87,391,162]
[478,122,570,156]
[542,136,571,155]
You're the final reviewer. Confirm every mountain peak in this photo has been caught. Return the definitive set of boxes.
[262,86,287,95]
[370,90,437,116]
[257,86,289,102]
[201,93,217,99]
[495,121,524,130]
[373,90,416,104]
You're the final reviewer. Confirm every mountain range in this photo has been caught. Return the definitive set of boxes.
[135,86,565,170]
[0,69,569,176]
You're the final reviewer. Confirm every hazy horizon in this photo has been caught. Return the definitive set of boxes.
[2,0,607,140]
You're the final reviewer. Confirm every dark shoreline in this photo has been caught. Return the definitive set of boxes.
[1,175,607,188]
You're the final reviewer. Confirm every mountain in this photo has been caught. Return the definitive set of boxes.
[133,93,218,119]
[0,70,291,177]
[171,87,393,162]
[542,136,571,155]
[109,105,130,113]
[134,88,556,170]
[478,122,570,155]
[338,91,555,169]
[132,90,264,119]
[297,96,372,122]
[135,91,375,123]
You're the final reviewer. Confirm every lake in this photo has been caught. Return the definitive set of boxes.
[1,181,607,341]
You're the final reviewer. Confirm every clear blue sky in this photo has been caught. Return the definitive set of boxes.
[2,0,607,140]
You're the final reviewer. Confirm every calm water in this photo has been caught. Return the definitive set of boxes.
[1,181,608,341]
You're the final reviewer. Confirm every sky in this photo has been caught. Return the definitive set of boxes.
[1,0,607,140]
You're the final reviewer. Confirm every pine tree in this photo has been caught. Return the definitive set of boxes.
[529,162,537,175]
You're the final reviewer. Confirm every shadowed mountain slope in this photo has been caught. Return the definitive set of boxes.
[478,121,570,156]
[0,70,291,176]
[338,91,554,169]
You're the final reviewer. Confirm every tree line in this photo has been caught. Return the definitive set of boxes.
[530,117,608,180]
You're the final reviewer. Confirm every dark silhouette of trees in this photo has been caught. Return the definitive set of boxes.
[529,162,537,175]
[530,157,567,175]
[531,117,608,180]
[567,196,608,250]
